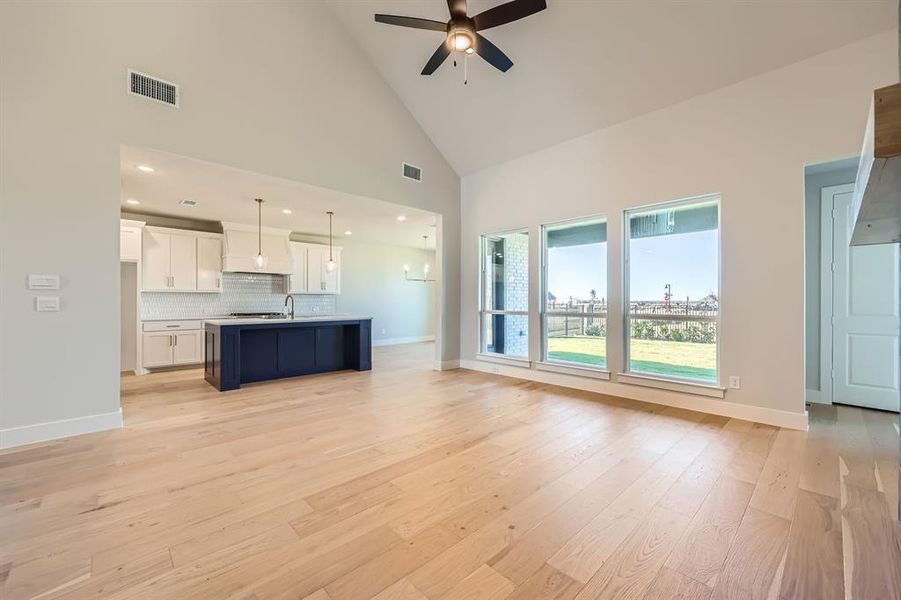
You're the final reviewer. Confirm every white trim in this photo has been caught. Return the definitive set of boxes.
[819,184,854,404]
[0,410,123,449]
[373,335,435,347]
[460,359,807,430]
[476,353,531,368]
[535,361,611,380]
[434,359,461,371]
[806,388,828,405]
[616,372,725,398]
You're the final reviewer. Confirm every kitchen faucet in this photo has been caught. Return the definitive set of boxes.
[284,294,294,319]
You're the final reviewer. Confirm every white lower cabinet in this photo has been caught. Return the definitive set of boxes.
[142,321,204,368]
[142,332,176,368]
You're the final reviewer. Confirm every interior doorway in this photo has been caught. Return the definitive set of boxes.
[820,183,900,411]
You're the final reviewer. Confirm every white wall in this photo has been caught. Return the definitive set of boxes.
[461,31,898,427]
[0,1,460,446]
[337,241,436,345]
[120,263,137,373]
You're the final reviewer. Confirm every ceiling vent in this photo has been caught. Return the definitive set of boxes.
[402,163,422,182]
[128,69,178,107]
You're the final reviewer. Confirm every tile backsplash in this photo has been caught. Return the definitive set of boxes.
[141,272,336,320]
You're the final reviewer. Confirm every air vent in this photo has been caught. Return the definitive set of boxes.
[402,163,422,182]
[128,70,178,107]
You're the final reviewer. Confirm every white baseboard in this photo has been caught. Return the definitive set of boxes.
[373,335,435,347]
[0,409,123,449]
[460,359,808,431]
[434,359,461,371]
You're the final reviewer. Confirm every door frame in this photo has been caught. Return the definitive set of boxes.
[819,183,855,405]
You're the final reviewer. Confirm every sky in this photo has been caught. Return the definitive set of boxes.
[547,230,718,302]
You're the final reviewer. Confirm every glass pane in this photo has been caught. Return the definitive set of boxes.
[480,231,529,357]
[628,318,717,382]
[544,218,607,367]
[627,199,718,383]
[482,231,529,312]
[546,314,606,368]
[482,312,529,358]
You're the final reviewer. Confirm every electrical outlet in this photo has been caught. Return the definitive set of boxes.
[728,376,741,389]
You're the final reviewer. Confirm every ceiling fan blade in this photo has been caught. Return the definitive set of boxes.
[474,34,513,72]
[447,0,467,20]
[421,42,451,75]
[374,14,447,31]
[472,0,546,31]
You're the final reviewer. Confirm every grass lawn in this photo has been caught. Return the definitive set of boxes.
[546,336,716,382]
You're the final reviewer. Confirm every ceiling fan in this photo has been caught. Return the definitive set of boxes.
[374,0,547,75]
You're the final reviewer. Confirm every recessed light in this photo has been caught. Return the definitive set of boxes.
[125,198,140,205]
[282,209,292,215]
[136,165,154,173]
[397,215,406,222]
[344,230,352,236]
[179,199,198,207]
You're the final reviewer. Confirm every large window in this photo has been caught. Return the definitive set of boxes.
[542,217,608,369]
[480,231,529,358]
[625,197,719,383]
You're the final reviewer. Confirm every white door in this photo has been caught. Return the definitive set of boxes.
[169,233,197,291]
[142,333,174,367]
[173,331,202,365]
[197,237,222,292]
[829,185,900,411]
[142,229,171,290]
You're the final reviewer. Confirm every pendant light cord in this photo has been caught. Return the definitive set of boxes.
[327,211,334,261]
[258,200,262,256]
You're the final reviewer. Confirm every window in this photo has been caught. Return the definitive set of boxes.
[480,231,529,358]
[542,217,608,369]
[624,197,719,384]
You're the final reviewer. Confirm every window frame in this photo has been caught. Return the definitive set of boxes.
[622,194,722,386]
[539,214,609,371]
[478,228,530,360]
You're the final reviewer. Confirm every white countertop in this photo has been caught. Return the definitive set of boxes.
[203,314,372,326]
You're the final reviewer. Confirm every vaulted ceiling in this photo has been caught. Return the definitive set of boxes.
[327,0,896,175]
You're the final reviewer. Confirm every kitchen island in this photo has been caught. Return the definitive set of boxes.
[203,315,372,391]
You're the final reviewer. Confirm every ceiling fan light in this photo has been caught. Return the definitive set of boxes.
[448,29,473,51]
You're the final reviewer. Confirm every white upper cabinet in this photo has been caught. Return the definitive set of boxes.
[287,242,341,295]
[142,228,172,290]
[142,226,221,292]
[119,220,143,262]
[288,242,308,294]
[197,236,223,292]
[169,233,197,291]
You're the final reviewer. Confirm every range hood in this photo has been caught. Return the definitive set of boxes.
[851,82,901,245]
[221,221,293,274]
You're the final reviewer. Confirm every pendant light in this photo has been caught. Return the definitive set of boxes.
[254,198,268,270]
[404,234,435,283]
[326,211,337,272]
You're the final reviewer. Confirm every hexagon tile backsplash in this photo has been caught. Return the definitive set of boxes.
[141,273,336,320]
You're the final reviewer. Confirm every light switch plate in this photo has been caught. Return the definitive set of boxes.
[35,296,60,312]
[728,375,741,389]
[28,274,60,290]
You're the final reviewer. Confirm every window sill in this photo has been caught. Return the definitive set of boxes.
[616,372,726,398]
[535,361,611,380]
[476,353,531,368]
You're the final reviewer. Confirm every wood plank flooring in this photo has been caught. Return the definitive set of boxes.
[1,343,899,599]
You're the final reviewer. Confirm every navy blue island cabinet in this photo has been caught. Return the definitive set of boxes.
[203,316,372,391]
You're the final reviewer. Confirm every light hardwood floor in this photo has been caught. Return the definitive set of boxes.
[1,343,899,599]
